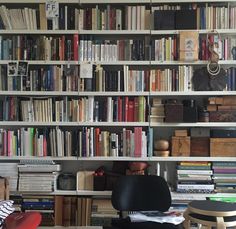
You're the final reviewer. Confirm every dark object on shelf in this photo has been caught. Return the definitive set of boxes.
[183,100,198,122]
[93,175,106,191]
[209,111,236,122]
[105,172,122,191]
[198,109,209,122]
[191,137,210,157]
[154,10,175,30]
[175,10,197,29]
[57,173,76,190]
[211,128,236,138]
[112,161,129,174]
[192,67,227,91]
[110,175,178,229]
[165,100,183,122]
[190,128,210,137]
[232,47,236,60]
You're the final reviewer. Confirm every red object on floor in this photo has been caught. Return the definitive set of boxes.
[4,212,42,229]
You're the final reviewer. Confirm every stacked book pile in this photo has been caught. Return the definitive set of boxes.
[176,161,214,193]
[0,163,18,191]
[212,162,236,193]
[22,195,54,226]
[18,160,61,192]
[91,199,118,227]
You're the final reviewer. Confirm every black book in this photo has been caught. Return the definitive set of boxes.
[175,10,197,29]
[154,10,175,30]
[59,6,65,30]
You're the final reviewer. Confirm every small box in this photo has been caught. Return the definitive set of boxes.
[210,138,236,157]
[209,111,236,122]
[191,137,210,157]
[175,129,188,137]
[165,104,183,122]
[171,136,190,156]
[77,171,94,191]
[190,128,210,137]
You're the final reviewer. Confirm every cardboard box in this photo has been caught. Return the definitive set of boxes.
[210,138,236,157]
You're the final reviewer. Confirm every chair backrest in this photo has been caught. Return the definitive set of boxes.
[111,175,171,212]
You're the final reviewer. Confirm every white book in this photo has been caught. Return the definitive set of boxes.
[177,170,213,175]
[140,6,145,30]
[136,6,141,30]
[131,6,136,30]
[177,184,214,190]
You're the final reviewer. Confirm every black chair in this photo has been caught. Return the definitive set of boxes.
[104,175,180,229]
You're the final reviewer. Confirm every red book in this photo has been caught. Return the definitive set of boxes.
[43,134,47,157]
[127,100,134,122]
[60,35,65,60]
[201,38,206,60]
[94,128,100,156]
[118,97,123,122]
[133,97,139,122]
[73,34,79,61]
[124,97,129,122]
[134,127,142,157]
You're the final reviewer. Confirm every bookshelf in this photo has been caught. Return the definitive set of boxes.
[0,0,236,226]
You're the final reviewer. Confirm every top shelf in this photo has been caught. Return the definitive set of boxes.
[1,29,236,35]
[1,0,235,3]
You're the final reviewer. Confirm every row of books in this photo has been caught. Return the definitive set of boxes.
[0,35,79,61]
[0,96,147,122]
[152,36,236,61]
[152,4,236,30]
[0,34,236,62]
[149,66,193,92]
[79,38,148,62]
[1,4,236,31]
[199,36,236,61]
[0,127,153,158]
[55,196,92,226]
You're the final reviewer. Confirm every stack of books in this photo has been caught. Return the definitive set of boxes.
[18,160,61,192]
[212,162,236,193]
[176,161,214,193]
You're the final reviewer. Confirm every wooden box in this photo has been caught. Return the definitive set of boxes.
[210,138,236,157]
[171,136,190,156]
[209,111,236,122]
[191,137,210,157]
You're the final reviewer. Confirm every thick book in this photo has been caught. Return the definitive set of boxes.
[154,10,175,30]
[175,10,197,29]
